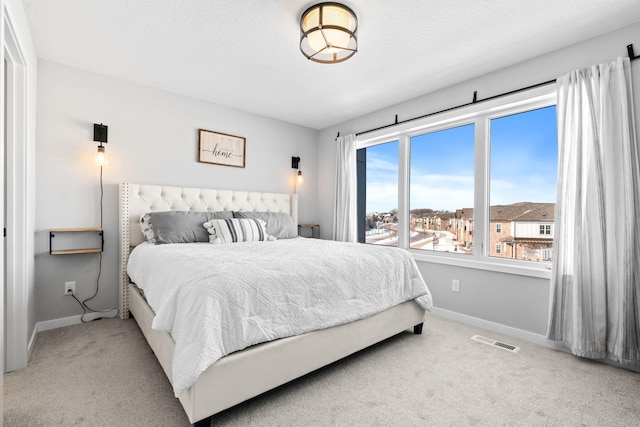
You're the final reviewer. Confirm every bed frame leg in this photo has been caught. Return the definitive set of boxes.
[413,323,424,335]
[194,416,213,427]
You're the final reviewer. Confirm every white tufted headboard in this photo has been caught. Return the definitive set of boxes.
[119,183,298,319]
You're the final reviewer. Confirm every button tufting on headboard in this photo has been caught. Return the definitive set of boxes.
[123,183,297,249]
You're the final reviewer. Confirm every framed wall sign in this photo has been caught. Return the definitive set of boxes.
[198,129,246,168]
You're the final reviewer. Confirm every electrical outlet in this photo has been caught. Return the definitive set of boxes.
[64,281,76,296]
[452,279,460,293]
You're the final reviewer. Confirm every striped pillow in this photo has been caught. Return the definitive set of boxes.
[203,218,272,244]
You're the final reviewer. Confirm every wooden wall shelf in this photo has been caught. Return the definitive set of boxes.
[49,228,104,255]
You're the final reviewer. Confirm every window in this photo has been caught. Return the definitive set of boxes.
[489,106,557,262]
[409,124,475,253]
[356,85,556,275]
[539,224,551,235]
[359,140,398,247]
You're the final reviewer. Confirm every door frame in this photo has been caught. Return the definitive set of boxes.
[3,3,31,372]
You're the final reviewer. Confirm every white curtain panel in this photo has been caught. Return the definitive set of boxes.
[332,134,357,242]
[548,57,640,366]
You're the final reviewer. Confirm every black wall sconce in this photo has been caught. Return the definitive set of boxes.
[292,156,303,192]
[93,123,109,167]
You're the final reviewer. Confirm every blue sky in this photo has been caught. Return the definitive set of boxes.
[489,106,558,206]
[364,105,557,213]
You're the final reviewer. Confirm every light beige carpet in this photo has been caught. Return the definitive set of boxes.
[5,313,640,426]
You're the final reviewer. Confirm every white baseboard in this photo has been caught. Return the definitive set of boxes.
[429,307,559,348]
[28,314,85,357]
[27,313,104,360]
[27,306,640,375]
[27,326,38,363]
[36,311,115,333]
[431,308,640,373]
[29,311,118,356]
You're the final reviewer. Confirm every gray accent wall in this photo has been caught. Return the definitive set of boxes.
[34,60,318,323]
[417,263,550,335]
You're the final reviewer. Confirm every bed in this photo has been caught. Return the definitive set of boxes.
[119,182,432,426]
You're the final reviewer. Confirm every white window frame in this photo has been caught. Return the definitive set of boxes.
[495,243,501,254]
[496,223,502,233]
[356,84,556,279]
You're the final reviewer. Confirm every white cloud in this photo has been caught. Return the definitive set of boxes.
[490,178,556,205]
[366,152,398,174]
[410,174,474,211]
[365,159,555,214]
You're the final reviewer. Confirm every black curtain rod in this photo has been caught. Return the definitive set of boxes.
[338,43,639,140]
[353,79,555,137]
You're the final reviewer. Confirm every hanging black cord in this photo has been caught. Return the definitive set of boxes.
[75,164,118,322]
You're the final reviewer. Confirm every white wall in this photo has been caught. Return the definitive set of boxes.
[317,23,640,337]
[34,60,319,323]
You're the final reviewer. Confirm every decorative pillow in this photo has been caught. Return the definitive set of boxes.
[233,211,297,239]
[140,213,157,244]
[203,218,274,244]
[140,210,233,244]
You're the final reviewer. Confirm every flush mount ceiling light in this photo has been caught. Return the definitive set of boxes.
[300,2,358,64]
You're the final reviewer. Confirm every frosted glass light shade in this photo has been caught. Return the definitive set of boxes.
[300,3,357,64]
[94,145,110,167]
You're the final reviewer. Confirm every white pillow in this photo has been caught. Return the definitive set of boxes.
[203,218,275,244]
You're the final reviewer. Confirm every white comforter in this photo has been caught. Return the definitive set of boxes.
[127,238,432,396]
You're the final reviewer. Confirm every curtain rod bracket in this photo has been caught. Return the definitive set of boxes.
[394,114,398,125]
[628,44,637,61]
[472,91,478,103]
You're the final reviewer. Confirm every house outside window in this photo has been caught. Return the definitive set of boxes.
[409,124,475,253]
[356,84,556,276]
[489,104,557,262]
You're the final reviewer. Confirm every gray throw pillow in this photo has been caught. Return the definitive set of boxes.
[233,211,298,239]
[145,210,233,244]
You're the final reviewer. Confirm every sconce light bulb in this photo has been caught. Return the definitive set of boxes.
[297,169,303,184]
[94,145,109,167]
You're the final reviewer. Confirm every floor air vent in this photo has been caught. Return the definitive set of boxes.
[471,335,520,353]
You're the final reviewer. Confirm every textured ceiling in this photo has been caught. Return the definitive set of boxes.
[21,0,640,130]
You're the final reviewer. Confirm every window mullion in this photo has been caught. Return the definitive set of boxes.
[474,116,489,260]
[398,134,410,249]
